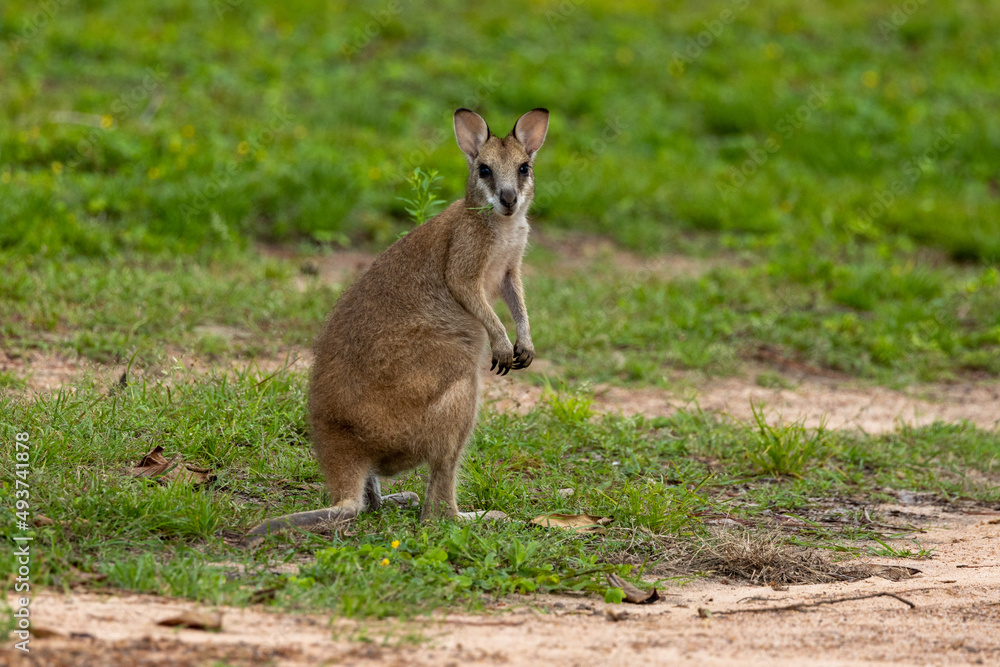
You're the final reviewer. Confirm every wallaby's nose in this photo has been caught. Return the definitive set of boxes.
[499,189,518,211]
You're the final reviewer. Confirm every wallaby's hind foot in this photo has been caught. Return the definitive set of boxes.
[239,482,420,548]
[240,505,360,548]
[362,476,421,512]
[380,491,421,508]
[457,510,508,522]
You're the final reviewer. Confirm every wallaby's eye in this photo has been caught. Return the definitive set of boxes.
[519,163,529,175]
[478,165,491,178]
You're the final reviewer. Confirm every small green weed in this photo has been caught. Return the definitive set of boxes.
[0,371,26,389]
[544,384,595,426]
[743,402,831,477]
[397,168,447,226]
[755,371,796,390]
[867,538,935,560]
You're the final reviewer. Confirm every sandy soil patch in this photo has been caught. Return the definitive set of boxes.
[481,369,1000,434]
[588,373,1000,433]
[526,228,720,281]
[260,229,721,289]
[5,510,998,666]
[6,347,998,435]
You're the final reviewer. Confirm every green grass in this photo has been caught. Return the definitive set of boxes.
[1,371,997,617]
[2,0,1000,622]
[3,225,998,385]
[2,0,1000,260]
[0,250,332,363]
[2,0,1000,384]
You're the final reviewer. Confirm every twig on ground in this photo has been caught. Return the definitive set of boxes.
[702,591,918,617]
[431,619,527,627]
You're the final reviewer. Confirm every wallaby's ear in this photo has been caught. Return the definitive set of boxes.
[513,108,549,156]
[454,109,490,161]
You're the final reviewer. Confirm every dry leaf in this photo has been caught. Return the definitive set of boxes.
[33,514,91,528]
[873,565,921,581]
[132,446,215,485]
[531,513,610,534]
[158,610,223,631]
[606,573,661,604]
[30,626,64,639]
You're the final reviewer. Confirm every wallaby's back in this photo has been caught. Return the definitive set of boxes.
[308,201,489,472]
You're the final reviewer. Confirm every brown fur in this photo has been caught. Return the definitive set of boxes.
[243,109,549,544]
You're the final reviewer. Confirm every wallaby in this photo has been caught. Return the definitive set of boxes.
[243,108,549,545]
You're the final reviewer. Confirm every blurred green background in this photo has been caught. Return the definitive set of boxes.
[2,0,998,258]
[2,0,999,384]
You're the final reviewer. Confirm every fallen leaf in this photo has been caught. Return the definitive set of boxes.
[132,446,215,485]
[605,609,630,622]
[606,573,661,604]
[158,610,223,631]
[531,513,610,534]
[133,445,181,477]
[32,514,91,528]
[30,626,64,639]
[873,566,921,581]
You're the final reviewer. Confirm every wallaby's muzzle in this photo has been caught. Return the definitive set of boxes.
[498,188,518,215]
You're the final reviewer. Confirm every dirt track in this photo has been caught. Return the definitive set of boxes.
[5,510,999,666]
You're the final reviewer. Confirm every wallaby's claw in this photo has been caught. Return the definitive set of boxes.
[512,341,534,369]
[492,344,514,375]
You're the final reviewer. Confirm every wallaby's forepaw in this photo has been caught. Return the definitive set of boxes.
[491,341,515,376]
[512,340,534,370]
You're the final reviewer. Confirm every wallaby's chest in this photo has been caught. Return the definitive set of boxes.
[483,217,529,300]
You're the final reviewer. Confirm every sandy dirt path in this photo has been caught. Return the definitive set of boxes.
[4,511,999,666]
